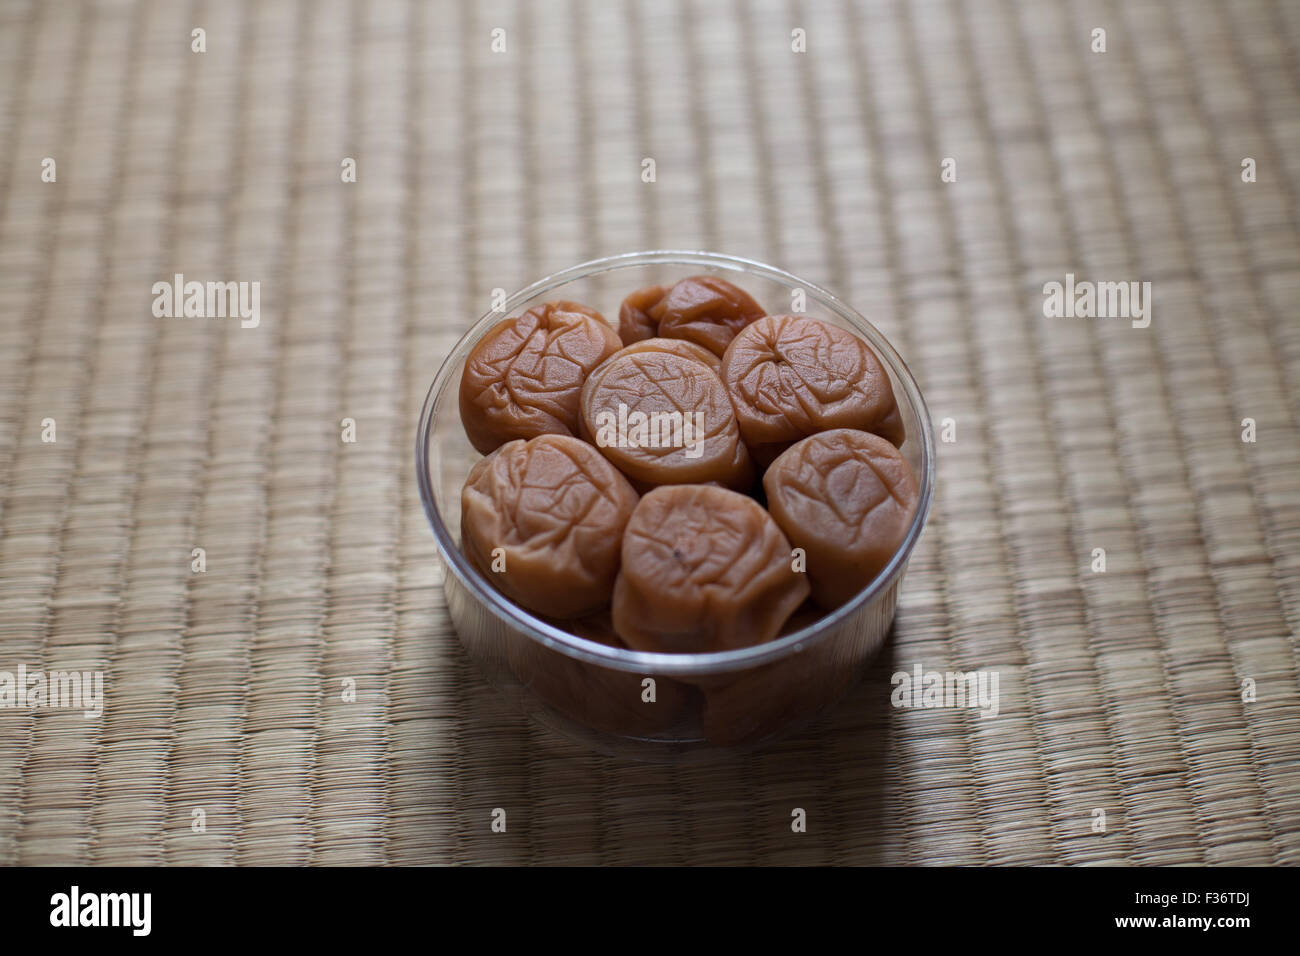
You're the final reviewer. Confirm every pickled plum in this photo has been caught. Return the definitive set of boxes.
[763,429,919,609]
[460,434,638,618]
[720,314,905,456]
[618,284,667,345]
[612,485,809,652]
[459,300,622,455]
[580,350,753,490]
[649,275,765,357]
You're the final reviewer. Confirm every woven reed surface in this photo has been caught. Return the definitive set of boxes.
[0,0,1297,866]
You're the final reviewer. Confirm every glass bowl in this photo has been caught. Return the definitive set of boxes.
[416,251,935,760]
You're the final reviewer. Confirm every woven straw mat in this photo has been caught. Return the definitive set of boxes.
[0,0,1298,865]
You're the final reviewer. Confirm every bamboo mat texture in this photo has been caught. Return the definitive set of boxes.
[1,0,1299,866]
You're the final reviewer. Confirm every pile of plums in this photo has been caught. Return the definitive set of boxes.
[457,275,919,654]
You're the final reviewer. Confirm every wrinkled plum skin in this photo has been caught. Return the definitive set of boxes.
[721,314,905,452]
[461,434,639,618]
[609,335,721,373]
[649,275,765,357]
[763,429,919,609]
[612,484,810,652]
[618,285,667,345]
[580,350,753,491]
[459,301,622,455]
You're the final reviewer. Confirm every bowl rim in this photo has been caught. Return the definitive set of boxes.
[415,250,936,676]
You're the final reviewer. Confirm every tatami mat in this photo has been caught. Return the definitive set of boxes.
[0,0,1297,865]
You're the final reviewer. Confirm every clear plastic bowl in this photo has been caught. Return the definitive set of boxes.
[416,251,935,760]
